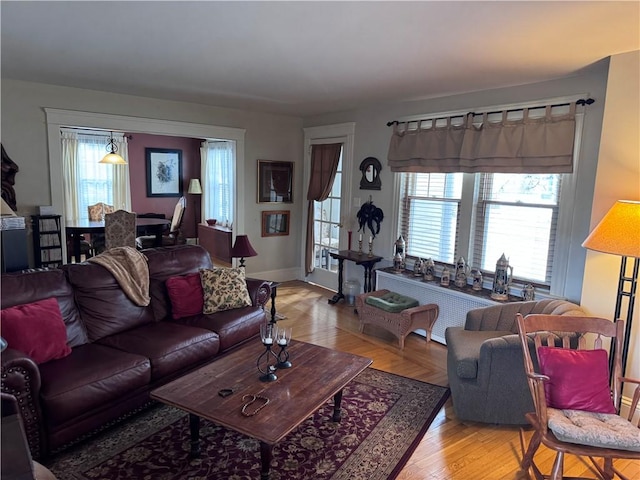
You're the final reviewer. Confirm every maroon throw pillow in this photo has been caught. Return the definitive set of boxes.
[0,297,71,364]
[538,346,616,414]
[166,273,204,319]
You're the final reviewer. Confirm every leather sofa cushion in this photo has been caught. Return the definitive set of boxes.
[97,322,220,380]
[1,269,87,347]
[39,344,150,428]
[145,245,213,321]
[174,306,265,352]
[446,328,513,379]
[61,262,155,341]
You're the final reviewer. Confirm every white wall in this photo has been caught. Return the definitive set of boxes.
[0,79,304,277]
[581,51,640,401]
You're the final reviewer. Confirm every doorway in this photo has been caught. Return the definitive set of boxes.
[303,123,355,291]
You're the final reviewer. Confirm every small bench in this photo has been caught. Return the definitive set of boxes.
[355,289,439,349]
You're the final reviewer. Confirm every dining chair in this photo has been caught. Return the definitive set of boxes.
[87,202,115,221]
[136,197,186,249]
[516,313,640,480]
[104,210,136,250]
[87,202,115,254]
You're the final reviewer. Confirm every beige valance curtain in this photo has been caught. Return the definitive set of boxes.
[388,103,577,174]
[305,143,342,275]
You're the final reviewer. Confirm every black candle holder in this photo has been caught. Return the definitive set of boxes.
[257,344,279,382]
[257,323,279,382]
[275,327,292,369]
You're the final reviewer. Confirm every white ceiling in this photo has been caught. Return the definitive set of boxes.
[1,1,638,117]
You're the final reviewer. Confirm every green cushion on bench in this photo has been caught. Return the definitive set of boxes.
[365,291,419,313]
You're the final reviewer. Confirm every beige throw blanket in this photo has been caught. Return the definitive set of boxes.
[88,246,150,306]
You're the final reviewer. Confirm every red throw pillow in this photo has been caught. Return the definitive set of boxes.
[538,346,616,414]
[0,297,71,364]
[166,273,204,319]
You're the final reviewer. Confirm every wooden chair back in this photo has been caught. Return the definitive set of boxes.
[104,210,136,249]
[169,197,186,234]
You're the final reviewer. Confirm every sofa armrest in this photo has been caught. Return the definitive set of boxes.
[245,279,271,309]
[1,348,46,460]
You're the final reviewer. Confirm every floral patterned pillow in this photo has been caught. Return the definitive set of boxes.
[200,267,252,314]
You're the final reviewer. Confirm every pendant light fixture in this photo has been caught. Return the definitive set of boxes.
[99,131,127,165]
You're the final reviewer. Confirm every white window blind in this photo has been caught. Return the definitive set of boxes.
[471,173,561,285]
[399,172,462,263]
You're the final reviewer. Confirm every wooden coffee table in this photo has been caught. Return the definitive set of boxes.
[151,340,372,479]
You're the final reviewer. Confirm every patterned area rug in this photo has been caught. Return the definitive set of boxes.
[46,369,449,480]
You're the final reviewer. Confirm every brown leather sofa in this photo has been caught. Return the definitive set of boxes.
[1,245,271,460]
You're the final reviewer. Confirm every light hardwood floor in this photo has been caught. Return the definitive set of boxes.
[272,280,640,480]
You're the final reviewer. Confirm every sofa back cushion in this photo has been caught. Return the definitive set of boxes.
[466,299,586,333]
[1,269,88,347]
[61,262,155,342]
[145,245,213,321]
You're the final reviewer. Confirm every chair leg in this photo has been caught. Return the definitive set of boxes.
[520,428,541,474]
[550,452,564,480]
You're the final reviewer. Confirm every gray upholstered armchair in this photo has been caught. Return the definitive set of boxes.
[445,299,587,425]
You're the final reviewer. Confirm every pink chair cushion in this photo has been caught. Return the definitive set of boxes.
[538,347,616,414]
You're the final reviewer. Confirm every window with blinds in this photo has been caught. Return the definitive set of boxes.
[471,173,561,285]
[398,171,561,285]
[398,172,463,264]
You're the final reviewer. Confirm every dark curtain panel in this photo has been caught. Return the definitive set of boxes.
[305,143,342,275]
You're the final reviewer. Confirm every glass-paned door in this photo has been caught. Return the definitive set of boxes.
[306,149,343,289]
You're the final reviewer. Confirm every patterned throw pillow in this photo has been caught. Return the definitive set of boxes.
[200,268,252,314]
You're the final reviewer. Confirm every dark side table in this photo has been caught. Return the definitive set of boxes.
[328,250,383,305]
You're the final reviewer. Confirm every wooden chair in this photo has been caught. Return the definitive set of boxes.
[136,197,186,249]
[516,314,640,480]
[104,210,136,250]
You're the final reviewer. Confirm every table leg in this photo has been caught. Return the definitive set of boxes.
[260,441,273,480]
[332,389,344,422]
[154,225,163,247]
[72,234,81,263]
[363,265,371,293]
[270,285,278,324]
[189,413,201,458]
[328,258,345,304]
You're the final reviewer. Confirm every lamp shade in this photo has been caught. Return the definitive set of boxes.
[231,235,258,258]
[582,200,640,258]
[99,131,127,165]
[99,153,127,165]
[188,178,203,194]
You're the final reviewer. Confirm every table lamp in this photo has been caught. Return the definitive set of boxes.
[231,235,258,268]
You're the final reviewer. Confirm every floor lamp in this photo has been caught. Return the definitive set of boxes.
[187,179,202,244]
[582,200,640,380]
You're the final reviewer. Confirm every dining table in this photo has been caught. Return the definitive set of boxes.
[65,217,171,263]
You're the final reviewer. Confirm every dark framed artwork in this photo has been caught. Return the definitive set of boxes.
[146,148,183,197]
[257,160,293,203]
[261,210,290,237]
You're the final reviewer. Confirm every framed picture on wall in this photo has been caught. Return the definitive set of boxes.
[146,148,183,197]
[258,160,293,203]
[261,210,290,237]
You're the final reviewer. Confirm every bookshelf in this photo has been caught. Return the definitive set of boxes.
[32,215,63,268]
